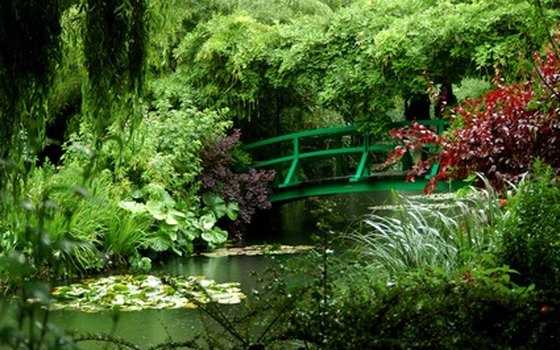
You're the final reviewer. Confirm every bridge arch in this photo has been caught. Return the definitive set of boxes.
[245,120,462,203]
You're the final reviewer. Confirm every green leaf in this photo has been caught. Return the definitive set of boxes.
[179,226,199,241]
[201,227,228,245]
[146,200,166,220]
[165,212,179,225]
[146,235,171,252]
[199,214,217,231]
[202,192,227,217]
[119,201,147,214]
[226,202,239,221]
[160,189,176,208]
[168,208,186,218]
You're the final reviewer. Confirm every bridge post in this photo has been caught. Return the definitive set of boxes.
[281,135,300,187]
[350,133,370,182]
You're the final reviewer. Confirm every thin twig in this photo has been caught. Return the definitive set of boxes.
[74,334,141,349]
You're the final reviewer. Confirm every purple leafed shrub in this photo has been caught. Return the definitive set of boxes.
[199,129,275,237]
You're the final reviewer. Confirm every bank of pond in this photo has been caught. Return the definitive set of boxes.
[2,188,560,349]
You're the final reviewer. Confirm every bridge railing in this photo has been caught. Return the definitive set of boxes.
[245,119,446,188]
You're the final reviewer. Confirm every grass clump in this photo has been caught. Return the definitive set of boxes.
[350,178,508,277]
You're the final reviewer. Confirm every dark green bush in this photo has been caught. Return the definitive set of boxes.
[499,162,560,291]
[287,269,560,349]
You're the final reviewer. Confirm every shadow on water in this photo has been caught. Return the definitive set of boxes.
[48,191,419,348]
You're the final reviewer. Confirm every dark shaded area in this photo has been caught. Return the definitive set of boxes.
[404,94,430,121]
[38,99,80,166]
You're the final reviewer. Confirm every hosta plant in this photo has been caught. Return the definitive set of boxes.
[119,187,236,255]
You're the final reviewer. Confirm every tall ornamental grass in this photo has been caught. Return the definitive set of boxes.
[350,176,512,276]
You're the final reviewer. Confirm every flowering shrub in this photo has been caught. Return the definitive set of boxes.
[199,129,275,237]
[386,38,560,192]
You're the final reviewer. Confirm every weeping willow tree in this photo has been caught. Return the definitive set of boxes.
[0,0,147,197]
[0,1,62,192]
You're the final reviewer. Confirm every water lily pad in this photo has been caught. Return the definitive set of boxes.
[201,244,315,258]
[48,274,245,312]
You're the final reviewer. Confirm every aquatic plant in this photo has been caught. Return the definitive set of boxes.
[47,274,245,312]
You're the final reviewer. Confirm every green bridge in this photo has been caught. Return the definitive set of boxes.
[245,120,462,203]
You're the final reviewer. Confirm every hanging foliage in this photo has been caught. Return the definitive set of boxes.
[0,0,62,173]
[82,0,147,138]
[83,0,146,95]
[0,0,148,194]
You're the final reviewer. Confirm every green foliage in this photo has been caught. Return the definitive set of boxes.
[0,1,62,160]
[82,0,147,96]
[0,161,153,279]
[352,184,507,276]
[119,190,233,255]
[454,77,493,102]
[171,3,346,140]
[3,0,560,348]
[0,0,149,191]
[499,161,560,291]
[147,0,336,75]
[287,264,549,349]
[203,192,239,221]
[274,178,560,348]
[263,182,557,348]
[172,0,559,139]
[111,73,231,199]
[312,0,540,128]
[45,6,86,130]
[174,11,279,136]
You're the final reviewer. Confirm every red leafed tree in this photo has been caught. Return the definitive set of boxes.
[386,39,560,193]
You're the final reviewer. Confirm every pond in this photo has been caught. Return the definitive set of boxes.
[47,191,419,348]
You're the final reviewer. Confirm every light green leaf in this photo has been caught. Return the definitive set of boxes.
[168,208,186,218]
[201,227,228,245]
[160,189,176,208]
[146,200,166,220]
[165,212,179,225]
[146,235,171,252]
[199,214,217,231]
[179,226,199,241]
[202,192,227,217]
[119,201,147,214]
[226,202,239,221]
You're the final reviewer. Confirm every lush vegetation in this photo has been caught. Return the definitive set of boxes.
[278,165,560,349]
[386,31,560,192]
[1,0,560,348]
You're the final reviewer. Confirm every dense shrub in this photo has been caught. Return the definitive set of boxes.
[286,268,559,350]
[0,161,151,279]
[279,177,560,349]
[199,129,275,237]
[385,36,560,192]
[499,162,560,291]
